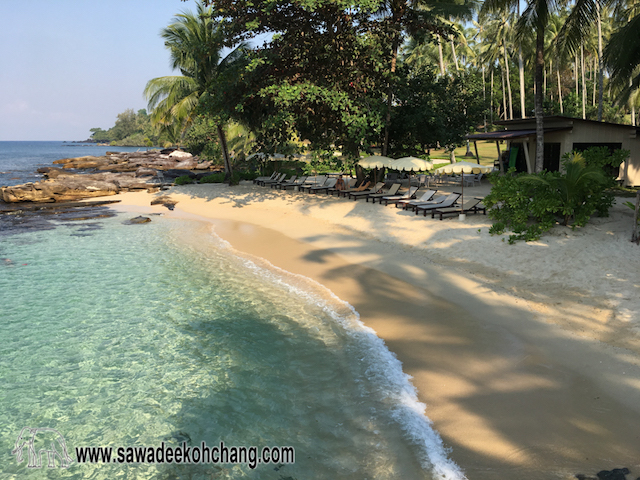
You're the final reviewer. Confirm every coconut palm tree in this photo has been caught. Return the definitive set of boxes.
[144,2,246,180]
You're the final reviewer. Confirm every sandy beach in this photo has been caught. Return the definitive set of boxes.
[110,181,640,480]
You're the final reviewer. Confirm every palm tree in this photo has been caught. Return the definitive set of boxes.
[604,0,640,106]
[144,2,246,181]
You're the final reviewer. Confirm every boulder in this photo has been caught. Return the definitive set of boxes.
[169,150,193,159]
[174,158,198,169]
[135,167,159,178]
[194,161,213,170]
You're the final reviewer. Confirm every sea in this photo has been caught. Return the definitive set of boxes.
[0,141,465,479]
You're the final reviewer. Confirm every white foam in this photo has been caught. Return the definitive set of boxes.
[207,225,468,480]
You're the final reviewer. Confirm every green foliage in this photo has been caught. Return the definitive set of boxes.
[579,146,628,185]
[485,153,614,243]
[183,115,222,161]
[199,173,226,183]
[389,69,487,157]
[174,175,195,185]
[90,109,158,146]
[484,169,559,244]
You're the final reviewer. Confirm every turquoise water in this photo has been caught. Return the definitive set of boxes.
[1,140,464,479]
[0,212,464,479]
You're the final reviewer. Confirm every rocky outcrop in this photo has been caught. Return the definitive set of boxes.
[2,149,222,203]
[1,170,161,203]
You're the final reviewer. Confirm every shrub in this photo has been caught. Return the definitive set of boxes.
[199,173,225,183]
[174,175,195,185]
[485,153,612,243]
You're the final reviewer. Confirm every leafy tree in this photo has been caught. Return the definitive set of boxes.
[388,68,486,156]
[144,1,246,181]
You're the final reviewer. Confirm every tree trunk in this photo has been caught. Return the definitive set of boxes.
[216,123,233,183]
[575,52,579,95]
[382,43,398,157]
[490,69,495,124]
[437,35,446,75]
[593,55,597,107]
[519,47,526,118]
[631,79,636,126]
[450,36,459,71]
[483,66,488,131]
[503,36,513,120]
[534,27,545,173]
[501,63,507,120]
[597,1,604,121]
[557,67,563,114]
[581,44,586,120]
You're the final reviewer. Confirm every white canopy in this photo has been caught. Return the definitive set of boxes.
[434,161,493,174]
[359,155,395,169]
[391,157,433,172]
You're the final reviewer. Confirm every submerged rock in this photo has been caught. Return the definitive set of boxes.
[126,216,151,224]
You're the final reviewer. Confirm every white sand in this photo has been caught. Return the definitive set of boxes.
[110,182,640,480]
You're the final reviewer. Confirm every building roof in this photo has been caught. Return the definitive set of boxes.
[495,115,640,133]
[466,127,571,141]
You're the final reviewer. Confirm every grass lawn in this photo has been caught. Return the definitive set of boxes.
[429,140,505,166]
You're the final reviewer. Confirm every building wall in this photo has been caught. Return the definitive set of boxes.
[505,120,640,186]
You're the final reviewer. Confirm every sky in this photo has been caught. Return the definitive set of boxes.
[0,0,202,141]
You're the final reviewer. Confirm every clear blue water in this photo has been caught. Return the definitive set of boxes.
[0,141,153,187]
[0,142,464,479]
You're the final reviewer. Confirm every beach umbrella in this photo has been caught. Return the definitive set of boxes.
[434,161,493,217]
[391,157,433,172]
[359,155,394,169]
[359,155,394,184]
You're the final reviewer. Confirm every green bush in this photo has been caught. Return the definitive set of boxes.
[174,175,195,185]
[485,153,611,243]
[199,173,225,183]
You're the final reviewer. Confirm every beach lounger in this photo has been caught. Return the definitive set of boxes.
[415,193,461,216]
[329,178,360,195]
[300,176,329,193]
[397,190,437,210]
[308,177,337,194]
[258,172,286,186]
[253,171,277,184]
[269,174,296,188]
[365,183,401,202]
[431,198,486,220]
[348,182,385,200]
[381,186,419,206]
[278,176,307,190]
[336,180,371,197]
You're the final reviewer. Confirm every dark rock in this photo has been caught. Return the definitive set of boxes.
[163,169,197,180]
[127,216,151,224]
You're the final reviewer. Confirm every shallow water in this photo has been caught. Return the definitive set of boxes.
[0,141,464,479]
[0,211,464,479]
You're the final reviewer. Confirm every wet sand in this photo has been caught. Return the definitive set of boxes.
[109,184,640,480]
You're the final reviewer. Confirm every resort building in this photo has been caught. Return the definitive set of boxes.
[467,116,640,186]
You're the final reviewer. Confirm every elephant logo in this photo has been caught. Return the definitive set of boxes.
[11,427,73,468]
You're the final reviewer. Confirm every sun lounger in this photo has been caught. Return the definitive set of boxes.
[308,177,337,194]
[329,178,360,195]
[415,193,461,216]
[336,180,371,197]
[404,194,447,211]
[381,186,419,206]
[431,198,486,220]
[396,190,437,209]
[269,174,296,188]
[348,182,385,200]
[365,183,401,202]
[253,171,278,184]
[277,176,307,190]
[258,172,286,186]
